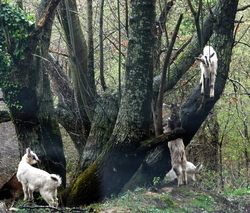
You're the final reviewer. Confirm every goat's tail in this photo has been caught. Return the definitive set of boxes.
[195,164,203,173]
[50,174,62,187]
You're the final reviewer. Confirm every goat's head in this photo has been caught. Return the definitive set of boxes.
[203,52,215,66]
[196,46,216,67]
[23,148,40,165]
[195,54,211,67]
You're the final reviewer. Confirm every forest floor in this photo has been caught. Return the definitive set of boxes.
[1,181,249,212]
[93,181,250,213]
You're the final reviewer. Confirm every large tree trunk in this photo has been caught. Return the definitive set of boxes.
[61,0,156,206]
[0,0,66,185]
[80,95,119,171]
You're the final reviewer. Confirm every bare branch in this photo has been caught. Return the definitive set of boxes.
[237,4,250,11]
[228,77,250,98]
[170,36,193,63]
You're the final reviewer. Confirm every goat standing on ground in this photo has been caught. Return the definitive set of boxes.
[166,161,203,182]
[197,45,218,98]
[168,138,187,186]
[167,104,188,186]
[17,148,61,207]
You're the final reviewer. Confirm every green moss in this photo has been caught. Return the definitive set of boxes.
[61,161,102,206]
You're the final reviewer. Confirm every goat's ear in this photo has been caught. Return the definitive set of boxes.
[195,57,204,63]
[197,58,206,64]
[26,148,31,154]
[210,52,215,58]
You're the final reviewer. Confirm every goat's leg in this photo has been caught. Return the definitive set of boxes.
[209,72,216,98]
[200,75,205,95]
[40,190,58,207]
[182,170,187,185]
[210,85,214,98]
[182,161,188,185]
[28,188,34,201]
[21,183,29,200]
[173,166,183,186]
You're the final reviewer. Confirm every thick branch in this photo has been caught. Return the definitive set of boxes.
[36,0,62,27]
[181,0,238,146]
[138,128,185,152]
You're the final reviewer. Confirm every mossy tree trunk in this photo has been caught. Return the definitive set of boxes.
[61,0,156,206]
[0,0,66,185]
[80,95,119,171]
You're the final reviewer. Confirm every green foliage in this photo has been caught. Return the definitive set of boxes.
[153,176,161,186]
[0,1,34,79]
[0,1,35,110]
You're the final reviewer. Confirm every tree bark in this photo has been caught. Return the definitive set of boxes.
[181,0,239,146]
[61,0,156,206]
[57,0,96,123]
[80,95,119,171]
[0,0,66,185]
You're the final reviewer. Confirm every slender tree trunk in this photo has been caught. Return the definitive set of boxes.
[99,0,107,91]
[87,0,95,94]
[58,0,95,124]
[153,14,183,136]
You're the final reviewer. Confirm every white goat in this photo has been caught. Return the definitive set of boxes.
[17,148,61,207]
[168,138,187,186]
[197,45,218,98]
[166,161,202,182]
